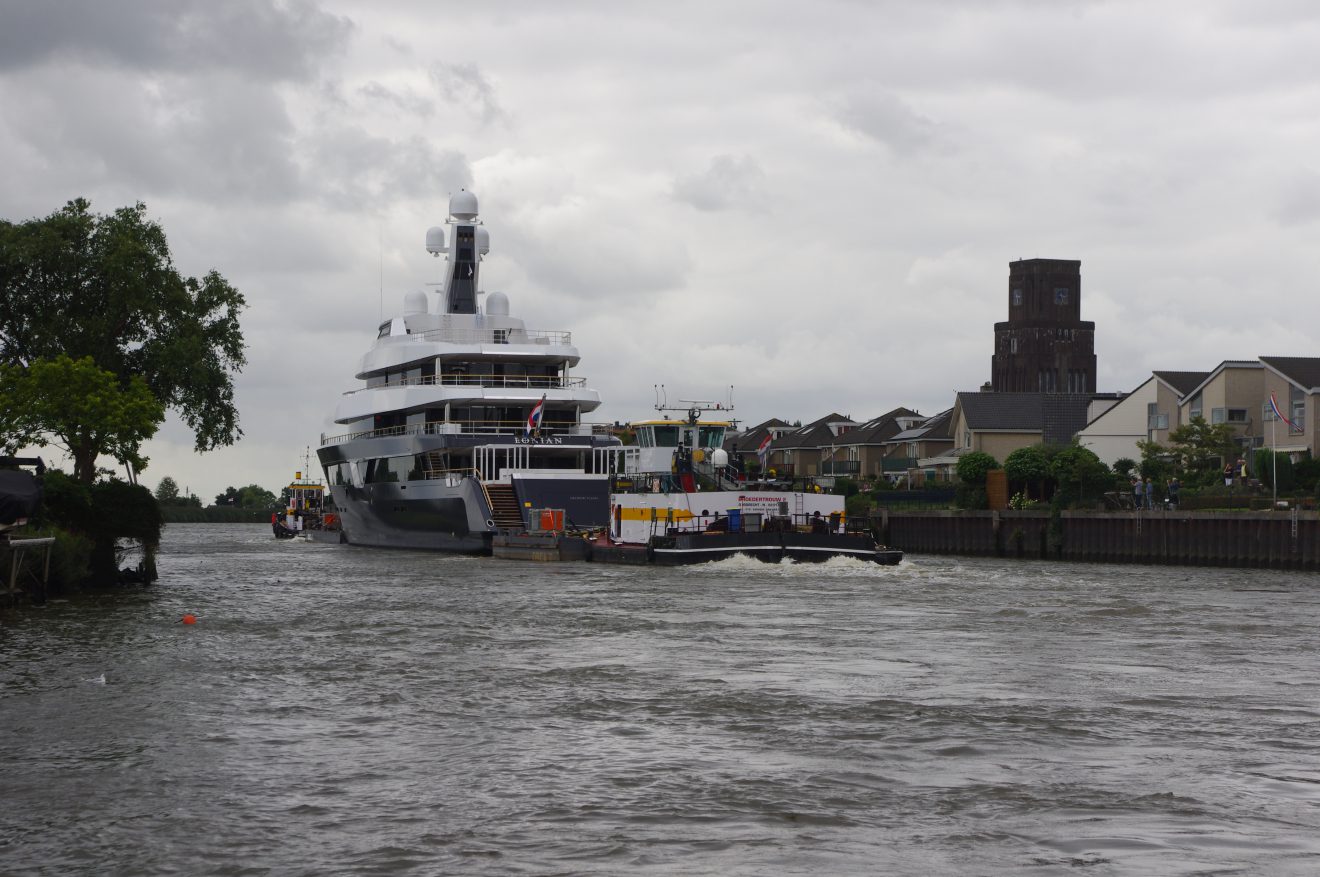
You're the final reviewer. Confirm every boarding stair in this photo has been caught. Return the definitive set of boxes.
[484,482,526,531]
[421,451,448,479]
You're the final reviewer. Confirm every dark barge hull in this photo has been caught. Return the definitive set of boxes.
[625,531,902,566]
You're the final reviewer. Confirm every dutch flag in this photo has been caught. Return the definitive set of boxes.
[526,395,546,436]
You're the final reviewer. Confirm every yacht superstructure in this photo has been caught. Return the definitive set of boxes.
[316,191,622,551]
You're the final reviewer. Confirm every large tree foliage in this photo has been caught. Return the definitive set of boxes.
[1004,445,1050,499]
[1138,416,1238,487]
[0,355,164,483]
[214,484,279,509]
[0,198,247,454]
[1049,445,1111,506]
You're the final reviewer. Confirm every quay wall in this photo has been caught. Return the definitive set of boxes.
[878,509,1320,571]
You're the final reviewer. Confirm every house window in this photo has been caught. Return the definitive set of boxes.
[1227,408,1248,423]
[1054,287,1069,305]
[1011,288,1023,306]
[1291,385,1306,434]
[1190,393,1202,421]
[1147,402,1167,431]
[964,430,971,448]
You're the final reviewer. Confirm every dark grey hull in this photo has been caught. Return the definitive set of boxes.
[329,481,492,552]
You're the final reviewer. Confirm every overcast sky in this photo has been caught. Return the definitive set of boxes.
[3,0,1320,501]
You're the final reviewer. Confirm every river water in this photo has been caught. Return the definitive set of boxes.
[3,524,1320,875]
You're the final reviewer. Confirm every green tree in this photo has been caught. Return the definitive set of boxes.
[0,198,247,454]
[955,451,999,484]
[1049,445,1111,507]
[215,484,278,509]
[1004,445,1050,499]
[154,476,181,505]
[954,451,998,510]
[1135,439,1175,487]
[1163,416,1238,486]
[0,355,164,483]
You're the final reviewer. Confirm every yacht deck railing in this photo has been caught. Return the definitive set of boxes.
[344,374,588,395]
[406,327,572,346]
[321,420,618,446]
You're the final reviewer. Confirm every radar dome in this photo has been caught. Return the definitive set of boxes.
[485,291,509,316]
[425,226,446,256]
[710,448,729,468]
[449,190,479,220]
[476,226,490,255]
[403,290,428,315]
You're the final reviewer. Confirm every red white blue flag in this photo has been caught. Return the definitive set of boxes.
[1269,392,1300,431]
[756,433,772,463]
[526,395,546,436]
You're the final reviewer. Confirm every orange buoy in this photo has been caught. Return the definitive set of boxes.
[181,613,197,625]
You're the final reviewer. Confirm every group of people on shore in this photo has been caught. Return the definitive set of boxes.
[1131,475,1180,510]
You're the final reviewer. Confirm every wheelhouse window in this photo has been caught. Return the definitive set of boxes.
[652,425,680,447]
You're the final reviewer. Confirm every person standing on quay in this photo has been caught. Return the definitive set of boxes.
[1145,477,1155,510]
[1168,476,1180,509]
[1133,476,1143,508]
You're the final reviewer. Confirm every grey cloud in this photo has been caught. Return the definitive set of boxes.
[0,0,351,81]
[307,129,472,211]
[672,155,766,212]
[1272,170,1320,226]
[428,62,507,125]
[834,91,940,155]
[1,69,304,205]
[358,82,436,117]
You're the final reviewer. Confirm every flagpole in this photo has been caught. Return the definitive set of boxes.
[1271,403,1277,509]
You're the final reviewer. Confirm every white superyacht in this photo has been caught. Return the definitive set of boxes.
[316,191,622,551]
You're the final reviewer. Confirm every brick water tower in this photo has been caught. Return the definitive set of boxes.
[991,258,1096,393]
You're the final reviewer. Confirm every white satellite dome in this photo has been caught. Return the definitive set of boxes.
[449,190,479,220]
[425,226,446,256]
[476,226,490,255]
[403,290,428,315]
[710,448,729,467]
[485,291,509,316]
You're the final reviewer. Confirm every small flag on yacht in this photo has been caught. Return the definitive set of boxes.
[526,395,547,436]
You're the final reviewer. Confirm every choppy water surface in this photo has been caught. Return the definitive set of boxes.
[3,525,1320,875]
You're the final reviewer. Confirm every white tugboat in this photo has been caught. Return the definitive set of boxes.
[316,191,622,552]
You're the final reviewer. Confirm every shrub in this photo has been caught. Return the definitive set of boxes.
[956,452,1000,485]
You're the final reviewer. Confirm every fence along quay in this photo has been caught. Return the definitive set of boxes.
[876,508,1320,570]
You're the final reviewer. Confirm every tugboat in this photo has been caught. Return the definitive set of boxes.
[272,461,345,543]
[315,191,623,551]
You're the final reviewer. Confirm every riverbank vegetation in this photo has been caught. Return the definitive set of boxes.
[1,198,248,598]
